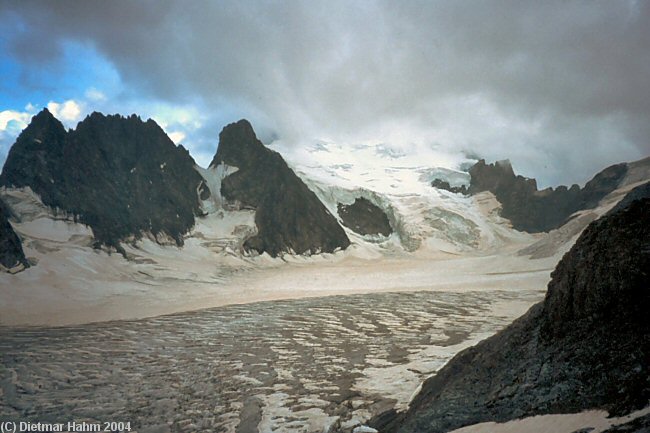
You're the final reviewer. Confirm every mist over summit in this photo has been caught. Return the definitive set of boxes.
[1,1,649,187]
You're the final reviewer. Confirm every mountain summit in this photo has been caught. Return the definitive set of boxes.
[210,119,350,256]
[0,109,207,250]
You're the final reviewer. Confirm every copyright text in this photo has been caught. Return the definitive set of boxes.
[1,421,132,432]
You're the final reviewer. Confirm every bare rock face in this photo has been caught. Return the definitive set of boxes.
[0,109,206,250]
[337,198,392,236]
[609,181,650,215]
[466,159,627,232]
[374,190,649,433]
[542,183,649,338]
[210,119,350,256]
[0,198,28,271]
[431,179,468,195]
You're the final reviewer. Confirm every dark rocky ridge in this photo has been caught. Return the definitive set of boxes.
[609,181,650,215]
[375,191,649,433]
[542,182,650,340]
[0,109,206,250]
[465,159,628,232]
[0,198,29,271]
[210,119,350,256]
[337,197,392,236]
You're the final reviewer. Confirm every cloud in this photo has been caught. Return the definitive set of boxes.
[167,131,186,144]
[0,110,31,132]
[0,108,34,165]
[85,88,107,102]
[47,100,83,125]
[1,1,649,186]
[0,95,215,169]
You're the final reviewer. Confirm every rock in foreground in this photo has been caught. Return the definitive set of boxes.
[374,189,649,433]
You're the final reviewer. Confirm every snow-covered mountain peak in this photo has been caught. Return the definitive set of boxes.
[270,140,471,197]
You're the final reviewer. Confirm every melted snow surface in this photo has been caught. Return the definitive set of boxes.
[450,406,650,433]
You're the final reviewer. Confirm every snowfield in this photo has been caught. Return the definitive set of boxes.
[449,407,650,433]
[0,290,541,433]
[1,144,648,433]
[1,143,646,327]
[0,142,541,326]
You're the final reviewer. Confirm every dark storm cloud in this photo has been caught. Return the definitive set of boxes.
[1,0,649,186]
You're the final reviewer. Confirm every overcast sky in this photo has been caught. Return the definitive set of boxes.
[1,0,649,187]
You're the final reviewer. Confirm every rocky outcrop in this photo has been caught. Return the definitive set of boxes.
[602,413,650,432]
[466,159,627,232]
[337,198,392,236]
[0,109,206,250]
[210,119,350,256]
[374,192,649,433]
[0,198,28,271]
[431,179,468,195]
[609,181,650,215]
[542,182,650,339]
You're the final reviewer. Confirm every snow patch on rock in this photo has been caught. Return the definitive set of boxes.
[194,163,239,213]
